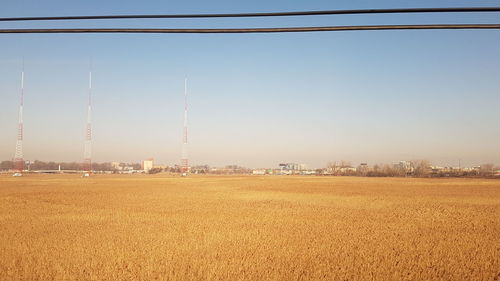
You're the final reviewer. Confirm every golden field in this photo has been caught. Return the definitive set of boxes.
[0,174,499,281]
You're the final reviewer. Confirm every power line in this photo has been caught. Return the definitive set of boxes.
[0,7,500,22]
[0,24,500,34]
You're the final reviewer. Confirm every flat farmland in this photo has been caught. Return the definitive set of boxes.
[0,175,498,281]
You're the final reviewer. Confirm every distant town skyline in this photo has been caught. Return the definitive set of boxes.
[1,0,499,168]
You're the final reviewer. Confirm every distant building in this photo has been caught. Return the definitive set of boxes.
[191,165,209,174]
[142,158,154,173]
[279,163,300,171]
[340,167,356,173]
[357,163,368,174]
[111,162,121,170]
[398,161,413,173]
[252,169,266,175]
[278,163,309,175]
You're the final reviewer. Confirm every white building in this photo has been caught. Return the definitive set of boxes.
[142,159,154,173]
[252,169,266,175]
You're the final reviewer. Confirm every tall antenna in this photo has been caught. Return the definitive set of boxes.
[181,78,188,174]
[13,59,24,174]
[83,66,92,174]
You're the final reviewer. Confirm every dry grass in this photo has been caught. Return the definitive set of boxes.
[0,174,499,281]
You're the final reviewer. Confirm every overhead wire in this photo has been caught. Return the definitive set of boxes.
[1,7,499,34]
[0,7,499,21]
[1,25,500,34]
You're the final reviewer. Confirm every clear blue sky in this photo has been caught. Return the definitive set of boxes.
[0,0,499,168]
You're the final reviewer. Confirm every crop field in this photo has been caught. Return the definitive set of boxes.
[0,174,498,281]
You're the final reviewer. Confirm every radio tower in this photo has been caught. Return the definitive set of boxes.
[83,70,92,175]
[181,78,188,174]
[13,61,25,175]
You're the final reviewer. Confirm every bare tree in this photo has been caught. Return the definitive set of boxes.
[0,161,14,170]
[327,162,339,175]
[411,160,431,177]
[340,160,352,168]
[479,163,495,177]
[356,164,367,176]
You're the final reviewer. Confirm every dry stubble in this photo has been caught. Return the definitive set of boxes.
[0,175,499,280]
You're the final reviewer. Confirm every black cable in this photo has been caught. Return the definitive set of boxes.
[1,24,499,34]
[0,7,499,22]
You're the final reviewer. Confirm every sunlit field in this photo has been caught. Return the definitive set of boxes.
[0,174,498,281]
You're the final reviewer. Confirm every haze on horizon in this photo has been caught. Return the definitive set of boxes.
[0,0,499,169]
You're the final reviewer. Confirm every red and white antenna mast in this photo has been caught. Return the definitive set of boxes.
[181,78,188,174]
[13,59,24,174]
[83,68,92,174]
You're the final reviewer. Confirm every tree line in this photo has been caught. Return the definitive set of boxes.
[0,160,141,171]
[325,160,499,178]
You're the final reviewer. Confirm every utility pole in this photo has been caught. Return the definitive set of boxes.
[13,59,24,176]
[181,78,188,175]
[83,67,92,176]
